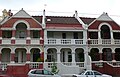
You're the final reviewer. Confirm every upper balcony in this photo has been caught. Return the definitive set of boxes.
[0,30,44,45]
[45,38,120,46]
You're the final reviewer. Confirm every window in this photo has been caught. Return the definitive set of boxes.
[47,32,54,38]
[32,30,40,38]
[2,30,12,38]
[34,70,43,74]
[62,33,66,39]
[74,32,78,39]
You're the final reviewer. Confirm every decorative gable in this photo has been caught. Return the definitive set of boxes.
[12,8,31,18]
[97,12,113,21]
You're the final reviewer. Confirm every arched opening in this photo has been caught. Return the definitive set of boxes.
[47,48,57,62]
[16,23,27,38]
[101,25,111,39]
[75,48,84,62]
[30,48,40,62]
[60,48,72,62]
[1,48,11,62]
[115,48,120,61]
[89,48,99,61]
[15,48,27,63]
[102,48,112,61]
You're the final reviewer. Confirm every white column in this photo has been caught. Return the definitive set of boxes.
[44,48,47,62]
[57,47,61,62]
[18,51,22,63]
[71,47,75,65]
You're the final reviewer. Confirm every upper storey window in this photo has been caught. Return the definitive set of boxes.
[16,23,27,38]
[2,30,12,38]
[31,30,40,38]
[100,25,111,39]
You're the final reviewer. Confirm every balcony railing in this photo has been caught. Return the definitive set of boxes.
[45,39,120,45]
[45,39,84,45]
[0,38,42,45]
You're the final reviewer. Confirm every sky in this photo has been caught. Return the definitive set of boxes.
[0,0,120,24]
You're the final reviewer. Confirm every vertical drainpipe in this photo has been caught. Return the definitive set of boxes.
[74,11,91,70]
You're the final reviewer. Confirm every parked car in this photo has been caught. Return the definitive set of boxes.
[28,69,61,77]
[72,70,112,77]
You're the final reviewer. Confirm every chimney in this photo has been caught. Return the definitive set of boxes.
[42,9,46,29]
[74,10,78,18]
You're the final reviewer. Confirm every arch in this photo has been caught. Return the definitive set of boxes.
[46,48,57,62]
[30,48,41,62]
[15,48,27,63]
[102,48,112,61]
[100,25,111,39]
[60,48,72,62]
[75,48,84,62]
[1,48,11,62]
[115,48,120,61]
[99,22,112,30]
[13,20,30,29]
[89,48,99,61]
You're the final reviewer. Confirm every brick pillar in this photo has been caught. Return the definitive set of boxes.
[11,53,15,63]
[27,30,30,38]
[40,30,44,39]
[11,30,15,44]
[12,30,16,37]
[26,53,30,61]
[112,53,115,61]
[0,30,2,38]
[99,53,103,61]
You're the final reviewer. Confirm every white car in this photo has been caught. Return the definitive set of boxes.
[72,70,112,77]
[28,69,61,77]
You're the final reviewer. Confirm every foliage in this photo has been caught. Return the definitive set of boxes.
[51,61,59,74]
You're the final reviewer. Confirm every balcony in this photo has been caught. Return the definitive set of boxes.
[45,39,120,45]
[89,39,120,45]
[0,38,43,45]
[45,39,84,45]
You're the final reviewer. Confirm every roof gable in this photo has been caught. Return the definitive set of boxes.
[97,12,113,21]
[12,8,31,18]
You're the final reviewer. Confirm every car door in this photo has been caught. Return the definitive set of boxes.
[43,69,54,77]
[85,71,94,77]
[93,71,102,77]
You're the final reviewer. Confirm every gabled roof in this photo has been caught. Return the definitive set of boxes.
[97,12,113,21]
[12,8,31,18]
[88,12,120,30]
[1,9,42,29]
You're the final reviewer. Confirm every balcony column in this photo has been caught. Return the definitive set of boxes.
[112,48,116,61]
[98,30,102,44]
[40,30,44,45]
[111,31,114,44]
[57,47,61,62]
[99,48,103,61]
[71,47,76,66]
[44,48,47,62]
